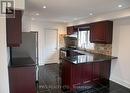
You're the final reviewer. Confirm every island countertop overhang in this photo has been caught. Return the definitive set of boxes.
[61,49,118,64]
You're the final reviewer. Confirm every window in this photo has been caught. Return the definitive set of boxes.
[78,30,94,50]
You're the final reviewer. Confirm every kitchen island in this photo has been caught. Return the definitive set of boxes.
[60,49,117,92]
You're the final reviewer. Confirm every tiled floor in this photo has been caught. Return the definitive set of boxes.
[38,63,130,93]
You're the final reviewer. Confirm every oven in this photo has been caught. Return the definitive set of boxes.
[59,50,67,59]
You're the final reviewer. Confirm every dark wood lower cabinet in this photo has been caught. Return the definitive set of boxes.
[61,60,111,91]
[61,60,72,89]
[100,61,111,80]
[92,62,100,81]
[9,66,36,93]
[81,63,93,83]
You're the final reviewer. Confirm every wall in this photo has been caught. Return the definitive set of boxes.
[15,0,25,10]
[110,17,130,88]
[22,15,31,32]
[0,16,10,93]
[59,34,66,48]
[86,44,112,56]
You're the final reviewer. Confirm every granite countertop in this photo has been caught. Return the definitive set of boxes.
[9,57,36,67]
[62,50,117,64]
[60,47,77,51]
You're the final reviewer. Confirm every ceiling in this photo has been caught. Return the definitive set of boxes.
[25,0,130,23]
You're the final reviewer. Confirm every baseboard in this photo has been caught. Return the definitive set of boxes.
[39,63,45,66]
[110,76,130,89]
[39,62,60,66]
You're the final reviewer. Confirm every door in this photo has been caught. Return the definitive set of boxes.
[44,29,59,64]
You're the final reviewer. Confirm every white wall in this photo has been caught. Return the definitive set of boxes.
[111,17,130,88]
[0,16,10,93]
[22,15,31,32]
[15,0,25,10]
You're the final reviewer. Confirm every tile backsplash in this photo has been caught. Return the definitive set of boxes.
[59,34,112,56]
[59,34,66,48]
[87,44,112,56]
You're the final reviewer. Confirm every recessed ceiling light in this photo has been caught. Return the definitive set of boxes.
[31,18,35,20]
[43,5,47,9]
[36,13,39,16]
[63,21,67,23]
[118,4,123,8]
[89,13,93,15]
[74,18,78,20]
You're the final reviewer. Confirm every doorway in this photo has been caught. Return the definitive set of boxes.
[44,29,59,64]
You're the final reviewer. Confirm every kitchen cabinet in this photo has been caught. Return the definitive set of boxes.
[82,63,93,83]
[8,57,36,93]
[100,61,111,80]
[67,26,77,35]
[61,60,112,92]
[6,10,23,47]
[92,62,100,81]
[9,66,36,93]
[90,21,113,44]
[61,60,71,90]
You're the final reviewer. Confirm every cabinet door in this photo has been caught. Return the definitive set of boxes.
[82,63,93,83]
[61,61,71,88]
[90,21,113,44]
[6,10,22,47]
[67,26,75,35]
[71,64,82,85]
[100,61,111,80]
[90,22,106,42]
[9,67,36,93]
[92,63,100,81]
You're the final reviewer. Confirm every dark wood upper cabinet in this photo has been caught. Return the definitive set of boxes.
[6,10,23,47]
[67,26,77,35]
[90,21,113,44]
